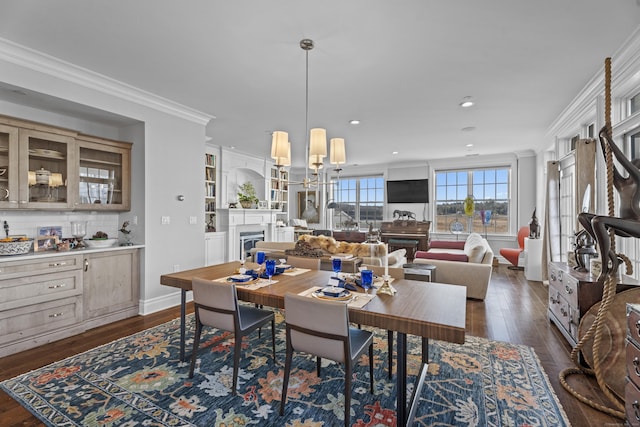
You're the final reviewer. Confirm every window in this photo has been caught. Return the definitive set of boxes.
[630,91,640,115]
[331,176,384,229]
[434,167,510,234]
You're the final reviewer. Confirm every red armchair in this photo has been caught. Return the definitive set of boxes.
[500,226,529,269]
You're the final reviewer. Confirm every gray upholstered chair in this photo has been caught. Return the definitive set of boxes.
[280,293,374,427]
[362,264,405,379]
[188,277,276,395]
[286,255,321,270]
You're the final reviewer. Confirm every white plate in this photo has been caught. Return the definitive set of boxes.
[84,238,118,248]
[228,274,253,282]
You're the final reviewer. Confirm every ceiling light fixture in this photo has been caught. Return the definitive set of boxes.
[460,96,474,108]
[271,39,346,186]
[349,119,360,125]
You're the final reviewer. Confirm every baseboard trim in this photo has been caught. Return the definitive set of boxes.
[139,291,193,315]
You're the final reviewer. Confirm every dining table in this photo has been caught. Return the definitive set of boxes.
[160,261,466,427]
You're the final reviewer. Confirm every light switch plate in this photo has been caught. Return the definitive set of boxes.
[161,216,170,225]
[189,216,197,225]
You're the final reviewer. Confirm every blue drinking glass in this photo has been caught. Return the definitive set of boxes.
[361,269,373,294]
[256,251,266,268]
[265,259,276,284]
[332,257,342,277]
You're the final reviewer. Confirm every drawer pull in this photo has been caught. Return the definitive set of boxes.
[550,273,556,281]
[560,307,568,317]
[49,312,64,318]
[636,320,640,336]
[49,262,67,267]
[48,283,67,289]
[634,400,640,421]
[564,285,573,294]
[634,357,640,376]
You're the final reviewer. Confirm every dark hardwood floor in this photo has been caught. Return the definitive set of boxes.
[0,265,626,426]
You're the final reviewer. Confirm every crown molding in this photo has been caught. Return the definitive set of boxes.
[547,25,640,138]
[0,38,214,126]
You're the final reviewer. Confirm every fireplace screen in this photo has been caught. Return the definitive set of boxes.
[239,231,265,260]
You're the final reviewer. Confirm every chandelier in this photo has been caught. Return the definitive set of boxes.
[270,39,346,187]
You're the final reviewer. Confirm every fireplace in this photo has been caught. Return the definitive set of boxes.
[239,230,265,260]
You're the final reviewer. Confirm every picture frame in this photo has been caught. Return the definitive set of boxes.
[34,235,59,252]
[37,226,63,238]
[258,200,268,209]
[298,191,319,223]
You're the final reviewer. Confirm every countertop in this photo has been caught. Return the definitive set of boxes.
[0,244,144,263]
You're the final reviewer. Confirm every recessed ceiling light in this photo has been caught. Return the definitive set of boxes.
[460,96,474,108]
[392,151,398,155]
[465,143,474,148]
[461,126,476,132]
[349,119,360,125]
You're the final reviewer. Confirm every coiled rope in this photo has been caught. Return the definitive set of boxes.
[558,57,625,419]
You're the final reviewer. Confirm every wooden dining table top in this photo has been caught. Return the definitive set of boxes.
[160,261,466,344]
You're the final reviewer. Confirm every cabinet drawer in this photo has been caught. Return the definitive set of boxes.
[0,296,83,347]
[0,254,82,279]
[629,305,640,346]
[627,378,640,427]
[548,264,563,289]
[0,270,82,311]
[549,290,572,334]
[629,339,640,390]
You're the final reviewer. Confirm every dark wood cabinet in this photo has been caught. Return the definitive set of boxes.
[548,261,637,346]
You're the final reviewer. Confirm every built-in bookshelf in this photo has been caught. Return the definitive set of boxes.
[205,153,216,232]
[270,166,288,221]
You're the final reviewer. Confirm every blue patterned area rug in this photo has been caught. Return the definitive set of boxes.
[1,311,570,426]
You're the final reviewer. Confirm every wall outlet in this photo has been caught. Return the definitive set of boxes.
[173,264,180,272]
[161,216,170,225]
[189,216,197,225]
[132,215,138,225]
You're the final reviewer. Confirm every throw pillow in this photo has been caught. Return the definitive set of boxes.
[466,242,487,263]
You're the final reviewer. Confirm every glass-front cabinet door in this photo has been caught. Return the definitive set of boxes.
[19,129,75,209]
[0,124,19,209]
[75,136,131,211]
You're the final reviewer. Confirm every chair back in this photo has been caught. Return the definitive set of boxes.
[287,256,321,270]
[312,229,333,237]
[284,293,349,363]
[363,265,405,279]
[192,277,238,331]
[517,226,529,249]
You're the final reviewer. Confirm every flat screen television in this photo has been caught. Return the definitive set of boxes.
[386,179,429,203]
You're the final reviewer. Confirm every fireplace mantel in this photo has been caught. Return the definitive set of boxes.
[218,209,278,261]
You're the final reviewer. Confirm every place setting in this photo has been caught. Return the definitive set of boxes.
[299,260,376,308]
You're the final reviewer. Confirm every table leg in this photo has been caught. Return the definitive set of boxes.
[422,337,429,364]
[179,289,186,362]
[396,332,407,426]
[397,333,430,427]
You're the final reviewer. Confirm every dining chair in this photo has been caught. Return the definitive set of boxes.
[188,277,276,395]
[286,255,321,270]
[280,293,374,427]
[363,264,405,379]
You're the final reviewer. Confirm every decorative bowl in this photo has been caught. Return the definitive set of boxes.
[0,238,33,255]
[84,238,118,248]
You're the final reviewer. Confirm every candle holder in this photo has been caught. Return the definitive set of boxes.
[377,275,397,296]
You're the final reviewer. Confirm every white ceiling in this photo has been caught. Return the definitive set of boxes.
[1,0,640,168]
